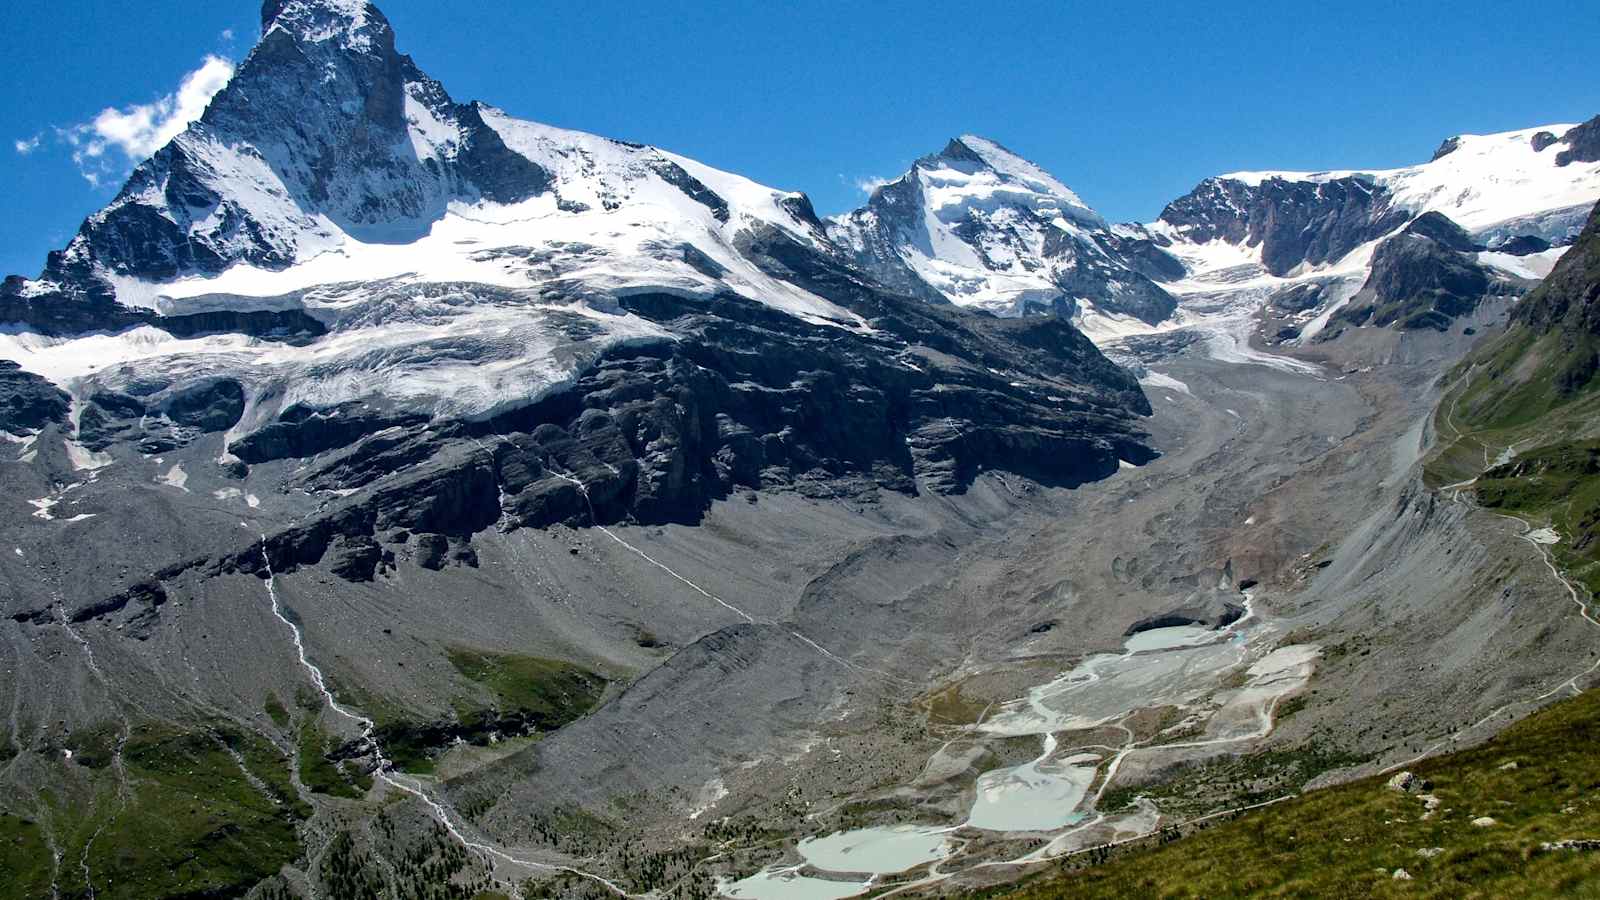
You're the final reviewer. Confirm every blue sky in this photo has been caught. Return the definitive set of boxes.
[4,0,1597,279]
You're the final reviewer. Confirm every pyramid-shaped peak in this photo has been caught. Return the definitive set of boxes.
[261,0,390,46]
[946,135,1089,208]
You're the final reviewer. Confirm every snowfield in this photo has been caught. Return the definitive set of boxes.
[1223,124,1600,239]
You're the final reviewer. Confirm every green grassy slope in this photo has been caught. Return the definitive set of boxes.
[1426,203,1600,590]
[988,687,1600,899]
[1,725,307,900]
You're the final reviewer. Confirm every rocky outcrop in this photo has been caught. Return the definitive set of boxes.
[0,361,70,435]
[1160,175,1412,276]
[1513,201,1600,339]
[0,275,328,339]
[1555,115,1600,168]
[1268,283,1328,314]
[1497,235,1553,256]
[1319,212,1512,336]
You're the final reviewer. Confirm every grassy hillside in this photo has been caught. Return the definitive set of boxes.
[1475,441,1600,595]
[1427,327,1600,489]
[986,687,1600,899]
[1428,201,1600,489]
[1426,203,1600,590]
[1,725,306,900]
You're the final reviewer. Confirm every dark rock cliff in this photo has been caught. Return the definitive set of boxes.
[1160,175,1412,277]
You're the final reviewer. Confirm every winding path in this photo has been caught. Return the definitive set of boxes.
[1383,514,1600,775]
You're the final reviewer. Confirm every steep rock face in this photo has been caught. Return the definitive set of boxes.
[0,361,71,436]
[45,0,547,291]
[1320,212,1510,336]
[1554,115,1600,168]
[1159,175,1411,276]
[207,257,1154,584]
[1513,201,1600,339]
[828,137,1179,325]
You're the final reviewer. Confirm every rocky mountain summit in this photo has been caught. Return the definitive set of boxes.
[827,136,1181,329]
[1158,174,1411,277]
[0,0,1156,598]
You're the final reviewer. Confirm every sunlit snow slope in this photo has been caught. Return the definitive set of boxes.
[1128,120,1600,347]
[828,136,1182,333]
[2,0,874,432]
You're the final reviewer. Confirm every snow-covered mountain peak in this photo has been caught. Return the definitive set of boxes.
[896,135,1106,232]
[828,136,1175,331]
[1151,117,1600,347]
[1,0,898,434]
[939,135,1101,225]
[261,0,385,48]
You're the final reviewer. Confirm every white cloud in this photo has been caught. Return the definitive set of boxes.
[62,55,235,186]
[853,176,889,196]
[221,28,236,42]
[14,134,42,155]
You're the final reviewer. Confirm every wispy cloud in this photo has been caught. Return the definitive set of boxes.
[843,174,890,197]
[14,134,42,155]
[59,55,235,186]
[220,28,236,42]
[856,176,890,195]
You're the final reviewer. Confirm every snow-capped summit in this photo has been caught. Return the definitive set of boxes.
[0,0,1153,515]
[1148,117,1600,345]
[828,136,1180,335]
[40,0,551,294]
[934,135,1106,230]
[1162,120,1600,277]
[18,0,847,335]
[1,0,890,430]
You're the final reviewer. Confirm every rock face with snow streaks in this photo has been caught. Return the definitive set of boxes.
[1317,211,1520,337]
[0,0,1154,594]
[828,136,1181,328]
[1158,175,1411,277]
[1142,119,1600,345]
